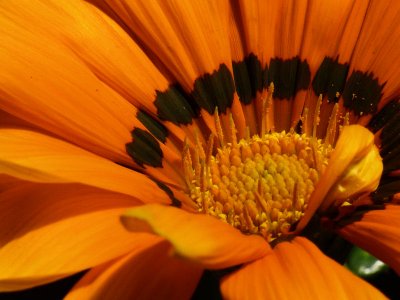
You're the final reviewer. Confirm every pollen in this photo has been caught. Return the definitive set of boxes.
[182,88,334,241]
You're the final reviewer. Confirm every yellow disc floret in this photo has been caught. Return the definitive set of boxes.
[186,130,332,242]
[181,86,383,242]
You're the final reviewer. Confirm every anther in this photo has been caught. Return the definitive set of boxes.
[214,107,225,148]
[313,94,322,138]
[325,103,339,146]
[301,107,309,135]
[229,113,238,146]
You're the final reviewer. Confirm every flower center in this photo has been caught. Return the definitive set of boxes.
[185,129,332,241]
[181,86,341,241]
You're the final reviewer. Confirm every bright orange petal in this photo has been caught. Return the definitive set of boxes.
[300,0,362,73]
[0,129,170,204]
[297,0,366,133]
[66,241,202,299]
[296,125,382,232]
[221,237,385,300]
[106,0,247,136]
[0,183,160,291]
[0,0,173,115]
[107,0,231,90]
[121,204,270,269]
[0,1,146,164]
[0,0,185,185]
[338,204,400,274]
[347,0,400,108]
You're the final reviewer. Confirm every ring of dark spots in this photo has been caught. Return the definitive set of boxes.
[267,56,310,100]
[137,110,168,143]
[126,128,163,168]
[342,71,384,116]
[154,84,199,125]
[191,64,235,114]
[312,56,349,102]
[232,53,268,104]
[154,180,182,207]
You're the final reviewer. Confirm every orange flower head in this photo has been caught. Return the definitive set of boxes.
[0,0,399,299]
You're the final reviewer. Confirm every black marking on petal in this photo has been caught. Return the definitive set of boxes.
[337,204,385,226]
[342,71,384,116]
[294,119,302,134]
[312,57,349,102]
[232,53,267,104]
[372,177,400,202]
[192,270,224,299]
[268,56,310,99]
[191,64,235,114]
[137,110,168,143]
[379,108,400,160]
[232,59,252,105]
[382,129,400,173]
[380,111,400,153]
[126,128,163,168]
[154,85,199,125]
[371,101,400,201]
[154,180,182,207]
[368,98,400,133]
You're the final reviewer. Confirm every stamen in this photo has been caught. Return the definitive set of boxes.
[301,107,309,135]
[182,139,194,189]
[205,133,214,164]
[261,83,275,136]
[325,103,339,146]
[193,145,201,186]
[313,94,322,138]
[229,113,238,146]
[214,107,225,148]
[194,129,206,161]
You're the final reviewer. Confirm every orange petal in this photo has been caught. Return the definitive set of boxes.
[338,204,400,274]
[0,174,24,191]
[300,0,363,73]
[0,110,38,130]
[296,125,382,232]
[0,0,172,114]
[347,0,400,107]
[0,1,144,164]
[106,0,247,136]
[0,182,160,291]
[0,129,170,204]
[121,204,270,269]
[296,0,367,133]
[234,0,275,64]
[107,0,231,90]
[1,0,207,158]
[66,241,202,299]
[221,237,385,300]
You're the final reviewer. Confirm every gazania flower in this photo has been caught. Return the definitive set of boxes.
[1,0,399,298]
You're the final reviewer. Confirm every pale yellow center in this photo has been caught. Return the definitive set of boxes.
[187,131,332,241]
